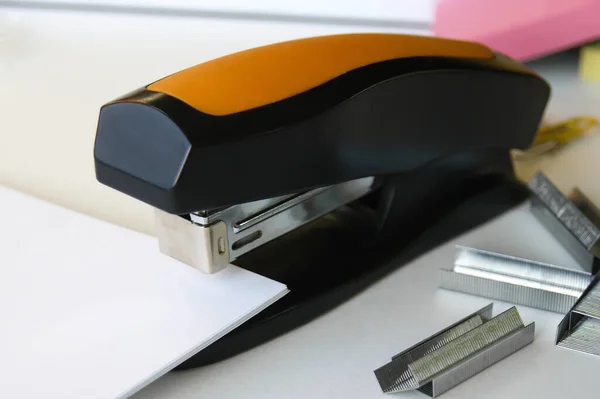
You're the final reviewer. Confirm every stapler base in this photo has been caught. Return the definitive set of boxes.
[176,150,529,369]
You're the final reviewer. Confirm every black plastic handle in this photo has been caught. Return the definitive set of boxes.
[94,35,550,214]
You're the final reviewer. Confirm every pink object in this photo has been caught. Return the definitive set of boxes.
[434,0,600,61]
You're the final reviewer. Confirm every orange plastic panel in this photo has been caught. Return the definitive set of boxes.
[147,33,493,116]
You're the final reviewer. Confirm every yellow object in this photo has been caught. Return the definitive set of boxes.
[580,42,600,82]
[147,33,494,116]
[534,116,598,147]
[513,116,598,161]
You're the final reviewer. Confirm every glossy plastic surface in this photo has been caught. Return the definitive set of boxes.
[94,35,550,214]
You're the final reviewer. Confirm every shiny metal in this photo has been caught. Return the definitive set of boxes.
[233,187,327,232]
[374,304,534,397]
[556,278,600,356]
[154,209,229,274]
[440,246,592,313]
[190,176,375,263]
[569,188,600,232]
[529,172,600,273]
[156,177,375,273]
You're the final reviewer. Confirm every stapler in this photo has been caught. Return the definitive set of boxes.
[93,33,550,368]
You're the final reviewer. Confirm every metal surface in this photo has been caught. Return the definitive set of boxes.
[190,176,374,261]
[529,172,600,273]
[155,210,229,274]
[557,278,600,356]
[375,304,534,397]
[156,177,375,273]
[569,188,600,231]
[440,246,592,313]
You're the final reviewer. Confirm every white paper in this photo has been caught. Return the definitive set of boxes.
[0,185,288,399]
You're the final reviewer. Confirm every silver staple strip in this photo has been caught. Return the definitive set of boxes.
[557,278,600,356]
[558,318,600,356]
[528,172,600,273]
[440,246,592,314]
[380,315,486,392]
[375,304,534,397]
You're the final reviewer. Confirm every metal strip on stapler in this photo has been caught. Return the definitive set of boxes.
[556,277,600,356]
[440,246,592,313]
[528,172,600,273]
[155,176,376,273]
[374,304,534,397]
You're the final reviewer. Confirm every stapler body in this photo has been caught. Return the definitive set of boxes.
[94,33,550,367]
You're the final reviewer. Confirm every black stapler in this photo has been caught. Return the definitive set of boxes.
[93,33,550,368]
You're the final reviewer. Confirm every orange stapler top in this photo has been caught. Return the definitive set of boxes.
[93,33,550,367]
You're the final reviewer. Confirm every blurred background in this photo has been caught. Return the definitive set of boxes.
[0,0,598,236]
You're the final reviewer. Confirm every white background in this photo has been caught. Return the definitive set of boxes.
[1,1,435,25]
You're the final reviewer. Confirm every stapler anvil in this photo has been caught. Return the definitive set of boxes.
[93,33,550,367]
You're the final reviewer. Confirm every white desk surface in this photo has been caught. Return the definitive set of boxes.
[134,203,600,399]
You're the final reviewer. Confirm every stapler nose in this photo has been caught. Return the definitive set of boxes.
[95,101,191,192]
[93,33,550,366]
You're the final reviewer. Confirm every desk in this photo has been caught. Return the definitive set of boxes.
[135,203,599,399]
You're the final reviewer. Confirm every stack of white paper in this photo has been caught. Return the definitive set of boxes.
[0,185,288,398]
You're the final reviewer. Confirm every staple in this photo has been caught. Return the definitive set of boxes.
[556,278,600,356]
[440,246,592,313]
[374,304,534,397]
[528,172,600,273]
